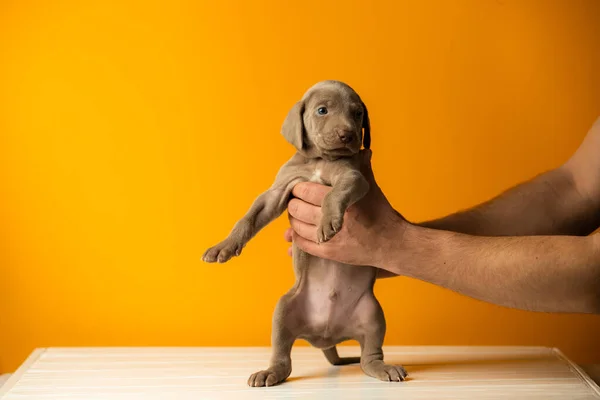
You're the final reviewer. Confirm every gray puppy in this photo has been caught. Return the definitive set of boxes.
[203,80,407,386]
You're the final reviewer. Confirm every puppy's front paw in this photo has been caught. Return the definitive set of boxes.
[202,240,243,263]
[317,213,344,243]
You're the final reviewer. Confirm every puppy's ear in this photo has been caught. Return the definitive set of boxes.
[361,101,371,149]
[281,101,305,150]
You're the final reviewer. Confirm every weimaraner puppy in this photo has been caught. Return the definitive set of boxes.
[203,80,407,386]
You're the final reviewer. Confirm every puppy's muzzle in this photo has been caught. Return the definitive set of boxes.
[335,129,355,144]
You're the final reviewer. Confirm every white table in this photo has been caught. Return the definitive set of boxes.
[0,346,599,399]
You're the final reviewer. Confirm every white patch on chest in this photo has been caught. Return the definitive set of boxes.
[310,168,323,183]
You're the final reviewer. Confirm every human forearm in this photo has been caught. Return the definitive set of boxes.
[383,223,600,313]
[420,167,600,237]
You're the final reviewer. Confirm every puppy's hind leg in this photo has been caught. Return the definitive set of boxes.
[358,297,408,382]
[248,295,298,387]
[322,346,360,366]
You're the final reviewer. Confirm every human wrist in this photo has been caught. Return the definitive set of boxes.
[378,219,440,278]
[375,216,415,275]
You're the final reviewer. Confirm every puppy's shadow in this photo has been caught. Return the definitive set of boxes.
[285,375,322,383]
[290,364,415,383]
[289,355,551,383]
[392,356,553,374]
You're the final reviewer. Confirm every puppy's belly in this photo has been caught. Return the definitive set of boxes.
[303,287,338,328]
[289,251,378,348]
[297,292,367,348]
[294,284,372,347]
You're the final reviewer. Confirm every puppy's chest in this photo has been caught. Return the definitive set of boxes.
[294,157,359,186]
[309,168,325,184]
[306,161,332,185]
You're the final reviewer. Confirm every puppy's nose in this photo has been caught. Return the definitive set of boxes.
[337,130,354,144]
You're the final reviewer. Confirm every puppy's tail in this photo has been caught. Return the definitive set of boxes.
[322,346,360,366]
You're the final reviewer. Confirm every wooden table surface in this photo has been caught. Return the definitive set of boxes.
[0,346,599,399]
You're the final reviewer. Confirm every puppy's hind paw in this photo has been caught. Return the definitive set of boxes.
[369,364,408,382]
[248,369,287,387]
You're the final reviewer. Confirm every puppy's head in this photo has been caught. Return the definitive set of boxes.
[281,80,370,158]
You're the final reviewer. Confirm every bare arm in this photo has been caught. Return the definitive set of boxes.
[419,168,599,236]
[420,118,600,237]
[379,223,600,313]
[374,118,600,279]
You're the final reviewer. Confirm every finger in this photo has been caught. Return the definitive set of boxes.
[292,231,327,259]
[284,227,293,243]
[287,246,292,257]
[289,216,318,243]
[292,182,331,206]
[288,198,321,225]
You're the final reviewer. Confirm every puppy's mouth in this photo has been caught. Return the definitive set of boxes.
[323,147,357,156]
[315,134,361,155]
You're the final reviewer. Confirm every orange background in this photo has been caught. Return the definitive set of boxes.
[1,0,599,373]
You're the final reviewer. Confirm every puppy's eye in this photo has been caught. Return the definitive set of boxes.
[317,107,328,115]
[354,110,363,118]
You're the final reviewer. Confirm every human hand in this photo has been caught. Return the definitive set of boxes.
[285,149,408,269]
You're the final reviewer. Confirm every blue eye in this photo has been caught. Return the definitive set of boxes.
[317,107,328,115]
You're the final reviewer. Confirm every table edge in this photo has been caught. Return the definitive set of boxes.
[0,349,46,397]
[553,348,600,395]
